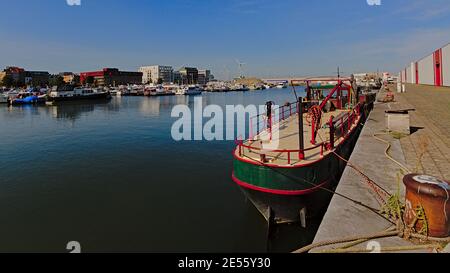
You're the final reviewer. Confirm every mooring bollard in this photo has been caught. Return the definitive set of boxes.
[403,174,450,238]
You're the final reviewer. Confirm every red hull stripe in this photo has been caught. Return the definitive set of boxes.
[232,172,329,196]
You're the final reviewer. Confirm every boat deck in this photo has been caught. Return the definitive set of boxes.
[235,109,358,166]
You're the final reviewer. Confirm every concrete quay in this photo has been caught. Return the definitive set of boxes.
[308,84,450,253]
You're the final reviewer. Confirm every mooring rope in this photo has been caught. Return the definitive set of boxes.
[331,150,391,206]
[314,123,391,206]
[293,227,399,253]
[373,132,412,173]
[317,243,442,253]
[240,153,393,224]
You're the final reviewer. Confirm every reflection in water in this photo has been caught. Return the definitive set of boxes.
[139,98,161,117]
[174,95,189,106]
[6,104,49,117]
[0,90,313,253]
[49,101,111,121]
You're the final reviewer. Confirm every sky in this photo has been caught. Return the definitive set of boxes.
[1,0,450,79]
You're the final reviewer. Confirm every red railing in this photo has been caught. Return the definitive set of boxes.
[248,101,299,140]
[237,140,326,165]
[237,103,362,165]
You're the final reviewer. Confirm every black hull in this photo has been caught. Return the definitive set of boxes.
[148,93,175,97]
[47,93,112,103]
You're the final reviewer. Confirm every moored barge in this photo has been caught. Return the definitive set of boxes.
[46,85,112,104]
[232,78,375,224]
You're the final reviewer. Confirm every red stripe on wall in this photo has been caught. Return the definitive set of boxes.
[433,52,436,85]
[415,62,419,84]
[434,49,442,86]
[439,48,444,86]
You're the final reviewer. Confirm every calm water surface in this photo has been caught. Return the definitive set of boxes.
[0,89,319,253]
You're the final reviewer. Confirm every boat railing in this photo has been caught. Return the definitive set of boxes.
[248,101,299,140]
[328,103,362,149]
[236,103,362,165]
[237,139,327,165]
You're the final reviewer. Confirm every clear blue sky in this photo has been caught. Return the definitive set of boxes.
[1,0,450,79]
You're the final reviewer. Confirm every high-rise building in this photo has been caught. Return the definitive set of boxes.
[179,67,198,85]
[139,65,173,84]
[198,69,211,85]
[173,71,182,85]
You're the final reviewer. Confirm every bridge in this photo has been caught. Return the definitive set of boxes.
[261,76,350,84]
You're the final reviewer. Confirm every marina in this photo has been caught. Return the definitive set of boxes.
[0,88,303,253]
[1,77,448,253]
[1,0,450,257]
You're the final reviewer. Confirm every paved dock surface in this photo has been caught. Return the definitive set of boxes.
[310,85,450,253]
[397,84,450,179]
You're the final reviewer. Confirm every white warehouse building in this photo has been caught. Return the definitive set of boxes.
[400,43,450,87]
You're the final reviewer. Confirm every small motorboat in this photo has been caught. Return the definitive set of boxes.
[183,86,202,96]
[147,85,175,97]
[0,93,9,104]
[110,88,122,96]
[8,93,46,105]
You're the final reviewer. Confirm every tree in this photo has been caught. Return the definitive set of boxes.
[49,75,65,87]
[31,78,48,88]
[1,75,14,87]
[157,78,163,85]
[85,76,95,86]
[70,75,80,85]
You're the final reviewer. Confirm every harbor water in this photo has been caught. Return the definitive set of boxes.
[0,88,321,253]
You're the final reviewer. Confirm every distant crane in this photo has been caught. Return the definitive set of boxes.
[332,66,347,80]
[223,65,231,82]
[235,59,246,79]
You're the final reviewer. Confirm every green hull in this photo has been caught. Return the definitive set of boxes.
[232,116,364,223]
[233,153,339,194]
